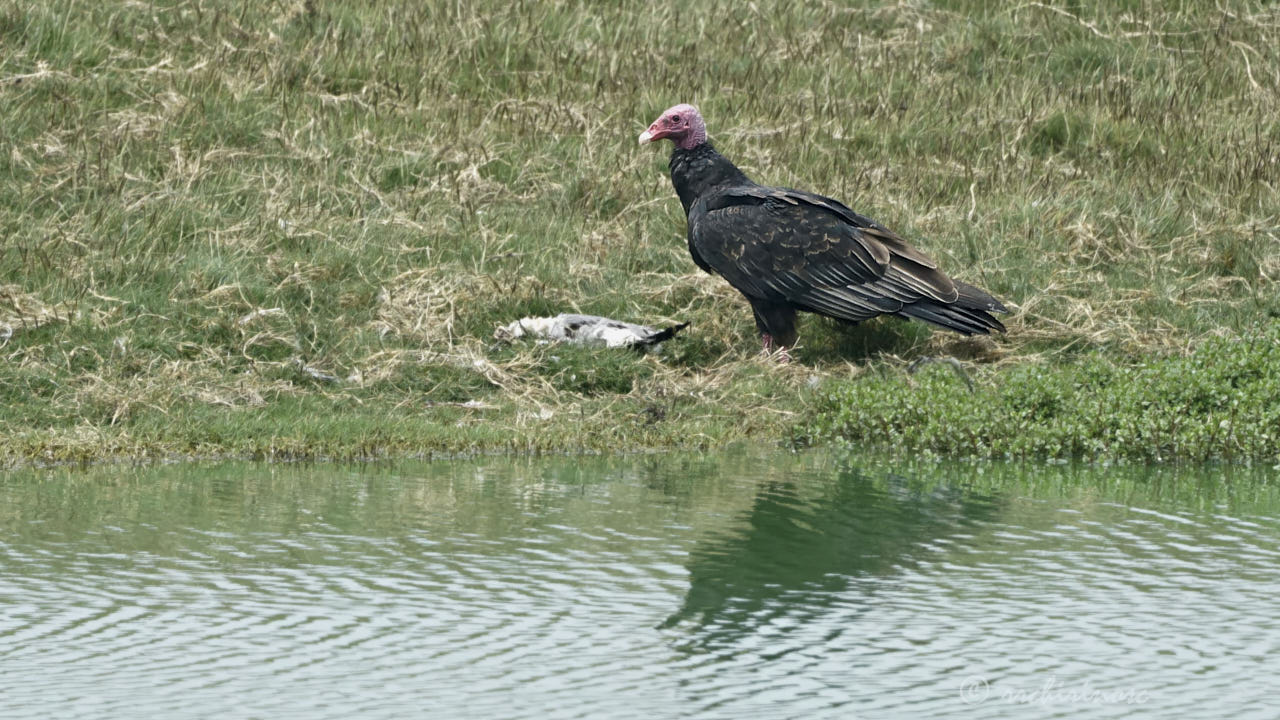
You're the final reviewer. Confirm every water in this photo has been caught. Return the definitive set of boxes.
[2,451,1278,719]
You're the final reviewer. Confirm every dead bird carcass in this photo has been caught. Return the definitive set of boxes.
[495,314,689,351]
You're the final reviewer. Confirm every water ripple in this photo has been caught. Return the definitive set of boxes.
[1,456,1279,719]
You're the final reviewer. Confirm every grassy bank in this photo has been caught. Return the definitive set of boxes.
[805,324,1280,464]
[2,1,1278,466]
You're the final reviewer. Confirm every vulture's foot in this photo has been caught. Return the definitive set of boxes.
[760,334,793,364]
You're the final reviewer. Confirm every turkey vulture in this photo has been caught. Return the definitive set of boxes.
[639,103,1006,355]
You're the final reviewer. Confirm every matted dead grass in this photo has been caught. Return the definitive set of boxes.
[0,285,76,346]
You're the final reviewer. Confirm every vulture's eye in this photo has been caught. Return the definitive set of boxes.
[671,114,681,123]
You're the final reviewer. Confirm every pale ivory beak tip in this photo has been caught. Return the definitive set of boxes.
[638,130,653,145]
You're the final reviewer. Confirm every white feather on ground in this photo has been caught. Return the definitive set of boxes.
[495,314,688,350]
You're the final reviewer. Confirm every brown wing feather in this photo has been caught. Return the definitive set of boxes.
[691,186,960,325]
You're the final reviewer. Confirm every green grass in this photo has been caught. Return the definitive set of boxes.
[805,324,1280,464]
[1,0,1278,466]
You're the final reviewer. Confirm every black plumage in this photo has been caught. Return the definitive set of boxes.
[641,104,1006,351]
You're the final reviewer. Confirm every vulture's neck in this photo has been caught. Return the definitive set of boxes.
[669,143,751,215]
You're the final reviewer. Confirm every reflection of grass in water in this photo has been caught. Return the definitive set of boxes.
[2,1,1279,465]
[663,448,1280,651]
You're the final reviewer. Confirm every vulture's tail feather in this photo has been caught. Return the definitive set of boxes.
[897,300,1005,336]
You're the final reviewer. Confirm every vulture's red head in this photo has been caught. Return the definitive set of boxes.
[639,103,707,150]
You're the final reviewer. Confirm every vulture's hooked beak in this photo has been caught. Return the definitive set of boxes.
[638,120,662,145]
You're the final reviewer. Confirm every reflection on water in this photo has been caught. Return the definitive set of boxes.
[664,469,1004,649]
[1,452,1278,719]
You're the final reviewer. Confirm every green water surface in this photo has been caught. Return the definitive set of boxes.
[2,451,1278,719]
